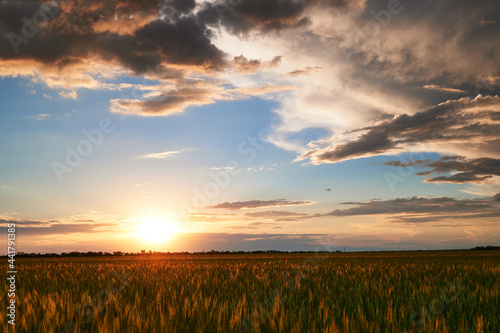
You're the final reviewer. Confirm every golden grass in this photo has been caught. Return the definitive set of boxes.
[1,251,499,332]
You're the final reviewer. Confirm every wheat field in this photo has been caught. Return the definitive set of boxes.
[1,251,499,332]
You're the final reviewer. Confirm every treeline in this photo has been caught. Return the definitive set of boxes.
[3,246,499,258]
[5,249,338,258]
[471,245,500,250]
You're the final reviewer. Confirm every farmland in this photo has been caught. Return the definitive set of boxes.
[2,251,499,332]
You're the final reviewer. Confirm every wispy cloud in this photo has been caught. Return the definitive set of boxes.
[287,67,321,77]
[26,114,50,121]
[0,217,118,234]
[421,85,466,93]
[479,20,500,26]
[244,210,309,222]
[208,199,314,210]
[139,151,180,159]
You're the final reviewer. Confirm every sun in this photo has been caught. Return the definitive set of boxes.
[136,217,177,243]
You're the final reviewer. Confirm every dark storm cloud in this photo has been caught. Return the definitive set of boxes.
[0,0,224,73]
[208,199,314,210]
[197,0,311,35]
[197,0,367,35]
[321,194,500,223]
[0,0,365,70]
[168,0,196,13]
[298,95,500,164]
[0,0,357,73]
[1,0,320,116]
[317,0,366,7]
[385,156,500,184]
[131,17,225,70]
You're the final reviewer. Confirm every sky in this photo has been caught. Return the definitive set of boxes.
[1,0,500,253]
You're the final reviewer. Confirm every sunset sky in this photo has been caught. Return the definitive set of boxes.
[1,0,500,253]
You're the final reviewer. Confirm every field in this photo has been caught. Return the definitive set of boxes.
[2,251,499,332]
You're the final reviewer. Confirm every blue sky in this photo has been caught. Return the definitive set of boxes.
[1,0,500,253]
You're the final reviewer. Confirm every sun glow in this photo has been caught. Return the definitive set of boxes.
[136,217,177,243]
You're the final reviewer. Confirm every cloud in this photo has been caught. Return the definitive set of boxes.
[27,113,50,121]
[109,80,225,116]
[208,166,236,171]
[109,81,295,116]
[297,95,500,164]
[0,216,118,235]
[198,0,311,35]
[0,0,224,71]
[139,150,180,159]
[426,173,492,184]
[183,213,236,223]
[0,218,50,227]
[246,166,277,172]
[8,0,496,125]
[260,0,500,161]
[1,0,500,176]
[320,194,500,223]
[43,93,52,99]
[244,210,309,221]
[287,66,320,77]
[479,20,500,26]
[232,84,298,96]
[0,0,233,116]
[385,156,500,184]
[208,199,314,210]
[225,221,280,230]
[421,85,466,94]
[183,209,310,224]
[198,0,369,37]
[232,55,282,74]
[170,232,333,251]
[59,90,78,99]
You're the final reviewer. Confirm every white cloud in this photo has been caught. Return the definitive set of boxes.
[26,114,50,121]
[59,90,78,99]
[139,151,180,159]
